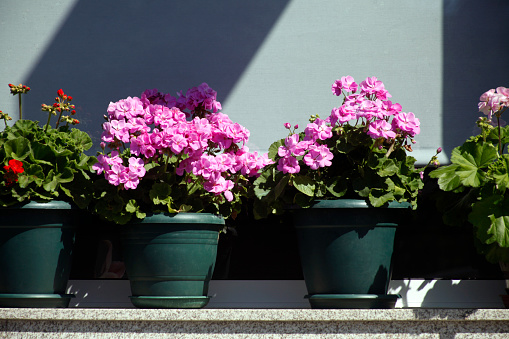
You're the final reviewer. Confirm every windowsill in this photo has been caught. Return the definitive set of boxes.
[1,308,509,337]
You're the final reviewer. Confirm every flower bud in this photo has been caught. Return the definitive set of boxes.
[437,147,442,153]
[294,124,299,129]
[284,122,291,129]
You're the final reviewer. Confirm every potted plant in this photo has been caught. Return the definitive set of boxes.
[429,86,509,305]
[90,83,271,308]
[254,75,438,308]
[0,84,96,307]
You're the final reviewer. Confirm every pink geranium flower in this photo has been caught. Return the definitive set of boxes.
[303,144,333,170]
[367,120,396,139]
[277,156,300,174]
[392,112,421,137]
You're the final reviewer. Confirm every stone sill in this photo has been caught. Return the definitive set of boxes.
[1,308,509,321]
[2,309,509,338]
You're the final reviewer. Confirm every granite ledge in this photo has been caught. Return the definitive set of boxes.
[1,308,509,322]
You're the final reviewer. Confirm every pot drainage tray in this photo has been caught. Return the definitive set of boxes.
[0,293,75,308]
[305,294,400,309]
[130,296,211,309]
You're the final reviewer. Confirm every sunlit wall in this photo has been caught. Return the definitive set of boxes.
[1,0,508,164]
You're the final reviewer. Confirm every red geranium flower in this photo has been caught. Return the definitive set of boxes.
[3,159,24,186]
[7,159,24,174]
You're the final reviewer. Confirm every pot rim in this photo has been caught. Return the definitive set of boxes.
[309,199,411,209]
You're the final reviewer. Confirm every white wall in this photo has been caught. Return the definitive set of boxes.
[1,0,508,164]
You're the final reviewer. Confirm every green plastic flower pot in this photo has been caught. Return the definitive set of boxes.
[293,199,409,308]
[122,212,223,309]
[0,200,77,307]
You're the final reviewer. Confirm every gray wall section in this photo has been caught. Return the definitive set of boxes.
[1,0,508,164]
[443,0,509,158]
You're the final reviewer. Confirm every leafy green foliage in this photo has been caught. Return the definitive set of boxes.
[0,119,96,208]
[253,124,423,219]
[429,121,509,263]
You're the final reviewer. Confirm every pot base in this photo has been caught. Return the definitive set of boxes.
[130,296,211,309]
[305,294,400,309]
[0,293,75,308]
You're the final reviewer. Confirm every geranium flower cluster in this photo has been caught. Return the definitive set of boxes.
[93,83,271,202]
[41,89,78,130]
[277,76,421,174]
[478,86,509,122]
[3,159,23,186]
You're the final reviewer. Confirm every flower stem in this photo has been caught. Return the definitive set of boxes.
[385,139,397,158]
[498,115,502,155]
[55,111,63,128]
[44,112,52,132]
[18,94,22,120]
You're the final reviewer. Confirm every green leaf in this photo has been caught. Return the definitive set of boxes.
[69,129,93,151]
[376,158,398,177]
[429,165,462,191]
[179,204,193,212]
[369,189,394,207]
[450,141,497,187]
[3,137,30,160]
[144,162,159,172]
[292,175,315,197]
[126,199,146,220]
[326,176,347,197]
[125,199,137,213]
[353,177,370,197]
[29,142,55,166]
[268,139,284,160]
[469,194,509,248]
[42,167,74,192]
[149,182,172,206]
[293,193,314,208]
[274,175,290,200]
[17,163,45,188]
[492,154,509,190]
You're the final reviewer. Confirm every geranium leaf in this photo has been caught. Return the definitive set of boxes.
[3,137,30,160]
[450,142,497,187]
[69,129,93,151]
[293,175,315,197]
[492,154,509,190]
[429,164,462,191]
[377,158,398,177]
[30,142,55,165]
[274,175,289,200]
[469,194,509,248]
[268,139,284,160]
[149,182,172,206]
[326,177,347,197]
[369,189,394,207]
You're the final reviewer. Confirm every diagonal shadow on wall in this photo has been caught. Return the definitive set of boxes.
[23,0,290,151]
